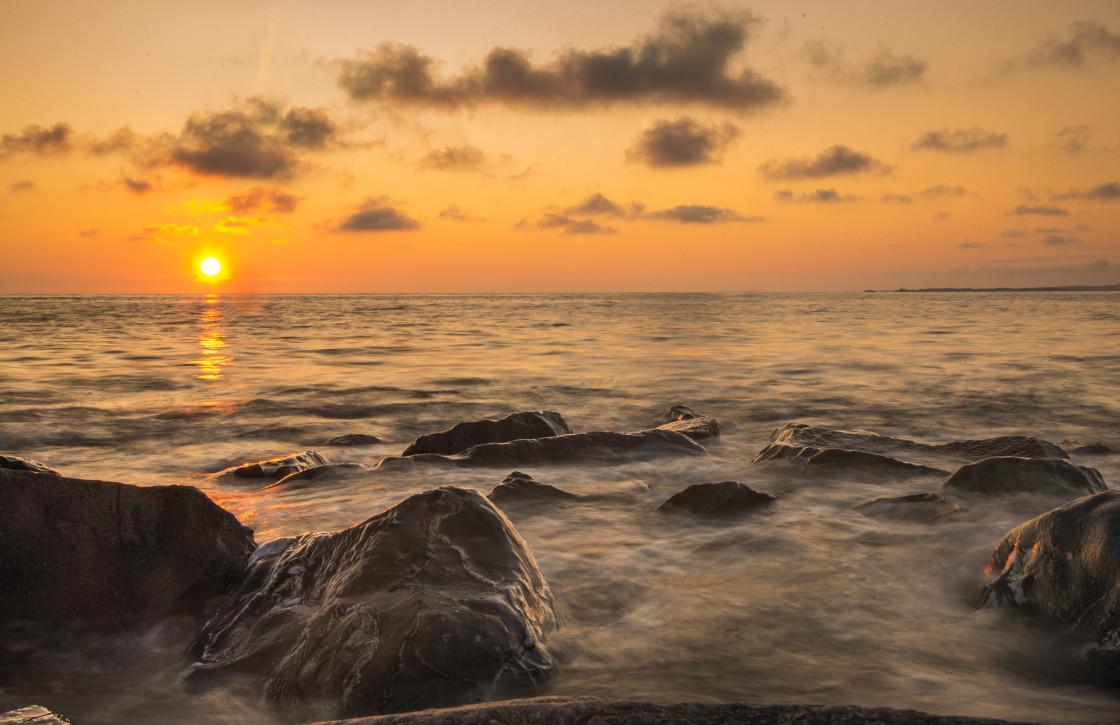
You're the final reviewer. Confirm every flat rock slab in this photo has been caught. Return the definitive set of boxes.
[0,705,72,724]
[186,487,558,721]
[0,455,60,475]
[213,450,329,483]
[658,481,774,519]
[488,471,580,507]
[652,405,721,441]
[0,468,254,625]
[264,463,370,491]
[753,443,948,478]
[306,696,1035,725]
[326,434,385,446]
[943,456,1106,497]
[402,411,570,457]
[853,493,961,524]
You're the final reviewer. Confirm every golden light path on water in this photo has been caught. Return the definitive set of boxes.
[191,294,232,380]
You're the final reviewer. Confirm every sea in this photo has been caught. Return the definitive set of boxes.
[1,292,1119,724]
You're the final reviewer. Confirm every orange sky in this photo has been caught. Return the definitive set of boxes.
[1,0,1117,292]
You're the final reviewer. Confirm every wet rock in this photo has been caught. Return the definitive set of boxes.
[752,443,948,478]
[213,450,328,483]
[1072,444,1115,457]
[264,463,369,491]
[943,456,1106,497]
[652,405,720,441]
[979,491,1120,683]
[0,468,254,625]
[488,471,580,506]
[0,455,60,476]
[380,430,705,470]
[402,411,570,457]
[326,433,384,446]
[658,481,774,518]
[853,493,961,524]
[305,695,1035,725]
[186,487,557,721]
[0,705,72,724]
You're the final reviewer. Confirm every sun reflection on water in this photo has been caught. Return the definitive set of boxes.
[191,294,234,380]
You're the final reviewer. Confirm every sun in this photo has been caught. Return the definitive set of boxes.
[200,257,222,277]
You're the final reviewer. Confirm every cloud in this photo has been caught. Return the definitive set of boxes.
[439,205,485,222]
[420,144,487,171]
[626,117,739,167]
[562,193,630,217]
[122,175,156,194]
[1006,21,1120,71]
[537,214,618,235]
[224,187,303,213]
[805,41,926,88]
[759,145,889,180]
[1001,230,1027,238]
[1009,204,1069,216]
[335,197,420,232]
[89,127,139,156]
[127,223,199,242]
[215,216,272,234]
[1040,234,1079,246]
[279,107,336,149]
[337,8,784,112]
[1053,182,1120,201]
[8,180,37,194]
[775,188,862,203]
[881,193,913,204]
[0,123,74,159]
[919,185,976,199]
[910,127,1007,152]
[958,241,991,250]
[641,204,760,223]
[1056,125,1092,154]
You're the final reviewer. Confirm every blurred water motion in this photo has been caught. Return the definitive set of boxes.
[192,294,232,380]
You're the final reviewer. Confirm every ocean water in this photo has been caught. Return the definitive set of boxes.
[1,292,1119,724]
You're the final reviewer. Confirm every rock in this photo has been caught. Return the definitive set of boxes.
[0,455,60,476]
[264,463,369,491]
[652,405,720,440]
[185,487,558,721]
[657,481,774,518]
[942,456,1106,497]
[326,434,384,446]
[488,472,580,506]
[853,493,961,524]
[0,705,72,724]
[752,443,948,478]
[0,468,254,625]
[380,430,706,470]
[979,491,1120,683]
[769,423,1068,464]
[402,411,570,457]
[305,695,1035,725]
[1071,444,1115,456]
[213,451,329,483]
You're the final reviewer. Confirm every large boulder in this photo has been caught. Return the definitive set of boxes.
[0,469,255,625]
[0,454,60,476]
[657,481,774,519]
[402,411,570,457]
[652,405,720,441]
[752,443,947,478]
[943,457,1106,497]
[213,451,328,483]
[185,487,558,721]
[979,491,1120,682]
[487,472,580,507]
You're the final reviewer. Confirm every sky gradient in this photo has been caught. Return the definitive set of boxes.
[1,0,1117,293]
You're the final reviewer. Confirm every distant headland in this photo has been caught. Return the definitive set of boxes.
[865,283,1120,293]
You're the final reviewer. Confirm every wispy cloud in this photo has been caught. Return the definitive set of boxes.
[641,205,761,223]
[537,214,618,235]
[1009,204,1069,216]
[1053,182,1120,201]
[419,144,488,172]
[1056,125,1092,154]
[0,123,73,158]
[775,188,862,203]
[562,193,631,218]
[804,41,926,88]
[439,205,486,223]
[759,145,889,180]
[333,197,420,232]
[627,117,739,168]
[910,127,1007,153]
[1004,21,1120,71]
[224,187,303,214]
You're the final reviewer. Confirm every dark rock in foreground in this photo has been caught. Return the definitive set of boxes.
[379,429,705,470]
[943,456,1106,497]
[0,705,72,724]
[0,469,254,625]
[326,433,385,446]
[306,695,1035,725]
[753,443,948,478]
[402,411,570,457]
[488,471,580,506]
[0,454,60,476]
[853,493,961,524]
[652,405,720,441]
[213,450,329,483]
[186,487,558,721]
[658,481,774,518]
[979,490,1120,682]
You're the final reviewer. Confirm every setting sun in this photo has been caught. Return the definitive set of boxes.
[200,257,222,277]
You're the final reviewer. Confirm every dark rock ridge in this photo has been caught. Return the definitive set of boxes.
[186,486,558,721]
[658,481,774,518]
[379,429,706,470]
[979,490,1120,682]
[0,454,60,476]
[213,450,328,483]
[752,443,948,478]
[488,471,580,506]
[402,411,570,457]
[943,456,1106,497]
[652,405,720,441]
[853,493,961,524]
[305,695,1035,725]
[326,434,384,446]
[770,423,1068,464]
[0,468,255,625]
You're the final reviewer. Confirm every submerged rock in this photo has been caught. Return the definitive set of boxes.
[853,493,961,524]
[657,481,774,518]
[488,471,580,506]
[380,429,705,470]
[213,451,329,483]
[979,491,1120,683]
[186,487,558,721]
[402,411,570,457]
[652,405,720,441]
[943,456,1106,497]
[0,469,254,625]
[1071,444,1115,457]
[0,454,60,476]
[304,695,1035,725]
[326,433,384,446]
[264,463,369,491]
[752,443,948,478]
